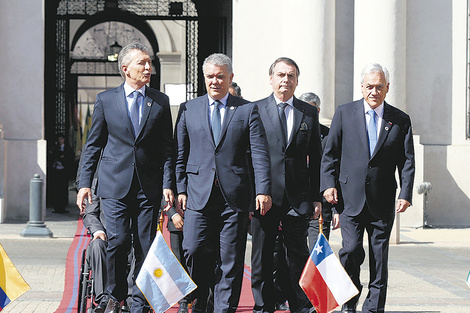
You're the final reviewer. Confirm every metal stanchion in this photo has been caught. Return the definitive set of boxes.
[417,182,432,228]
[20,174,53,237]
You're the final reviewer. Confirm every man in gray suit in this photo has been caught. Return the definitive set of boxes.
[321,63,415,313]
[175,53,271,313]
[77,42,175,313]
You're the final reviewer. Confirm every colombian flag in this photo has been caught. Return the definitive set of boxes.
[0,243,30,311]
[299,233,358,313]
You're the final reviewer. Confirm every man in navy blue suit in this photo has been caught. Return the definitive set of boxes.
[175,53,272,313]
[321,63,415,313]
[251,57,323,313]
[77,43,175,313]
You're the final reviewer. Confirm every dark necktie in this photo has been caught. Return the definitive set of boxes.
[367,109,377,157]
[130,91,141,137]
[212,100,222,145]
[278,102,288,143]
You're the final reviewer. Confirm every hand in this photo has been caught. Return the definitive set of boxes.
[312,202,322,219]
[175,205,184,217]
[332,213,340,230]
[76,187,92,214]
[255,194,272,215]
[323,188,338,204]
[172,214,184,231]
[177,193,187,211]
[396,199,411,213]
[163,189,175,211]
[92,232,107,242]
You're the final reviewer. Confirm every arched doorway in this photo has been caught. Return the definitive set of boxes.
[44,0,201,204]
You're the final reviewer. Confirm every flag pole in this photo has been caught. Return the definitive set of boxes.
[158,210,164,232]
[319,212,323,235]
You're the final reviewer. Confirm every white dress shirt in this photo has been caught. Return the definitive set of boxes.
[363,100,384,139]
[124,83,146,123]
[208,93,229,127]
[274,95,294,142]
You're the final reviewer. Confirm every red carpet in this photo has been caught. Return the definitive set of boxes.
[166,265,254,313]
[56,217,256,312]
[55,219,89,313]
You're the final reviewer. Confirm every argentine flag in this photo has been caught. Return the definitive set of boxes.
[136,231,197,312]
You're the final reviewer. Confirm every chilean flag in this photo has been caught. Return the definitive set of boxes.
[299,233,358,313]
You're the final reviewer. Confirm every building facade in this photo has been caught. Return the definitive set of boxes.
[0,0,469,227]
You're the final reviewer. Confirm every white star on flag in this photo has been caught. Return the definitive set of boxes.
[313,243,323,255]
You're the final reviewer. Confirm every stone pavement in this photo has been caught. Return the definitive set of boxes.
[1,194,470,312]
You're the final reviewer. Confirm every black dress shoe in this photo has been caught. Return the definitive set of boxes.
[94,301,107,313]
[104,298,121,313]
[275,302,289,311]
[177,301,188,313]
[341,304,356,313]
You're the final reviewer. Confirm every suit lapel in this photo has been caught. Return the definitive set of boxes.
[198,96,214,146]
[372,102,392,158]
[115,84,135,138]
[136,86,153,141]
[289,98,303,147]
[218,95,237,148]
[353,100,369,156]
[264,94,286,146]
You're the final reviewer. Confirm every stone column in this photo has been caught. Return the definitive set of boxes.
[354,0,407,112]
[294,1,336,124]
[0,0,47,220]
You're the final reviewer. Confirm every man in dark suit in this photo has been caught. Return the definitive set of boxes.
[175,53,271,313]
[251,57,322,313]
[76,162,133,313]
[76,43,175,313]
[321,63,415,313]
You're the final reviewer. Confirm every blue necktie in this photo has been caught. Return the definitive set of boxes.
[130,91,141,137]
[278,102,288,144]
[212,100,222,145]
[367,109,377,157]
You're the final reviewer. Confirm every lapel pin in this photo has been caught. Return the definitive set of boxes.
[147,102,151,107]
[230,106,234,110]
[385,127,389,131]
[300,122,308,130]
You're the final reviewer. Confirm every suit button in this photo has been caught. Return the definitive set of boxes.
[131,162,135,166]
[366,181,370,185]
[215,152,219,156]
[211,168,215,172]
[368,165,372,169]
[134,146,138,150]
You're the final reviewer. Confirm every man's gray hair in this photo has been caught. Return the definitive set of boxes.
[299,92,321,107]
[203,53,233,74]
[118,42,152,78]
[361,63,390,85]
[268,57,300,77]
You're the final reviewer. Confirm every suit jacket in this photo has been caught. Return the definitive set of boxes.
[255,94,322,216]
[321,99,415,220]
[175,94,271,212]
[166,206,180,232]
[82,194,105,235]
[79,84,174,202]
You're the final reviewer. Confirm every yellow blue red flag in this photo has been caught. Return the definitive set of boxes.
[0,243,30,311]
[136,231,197,312]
